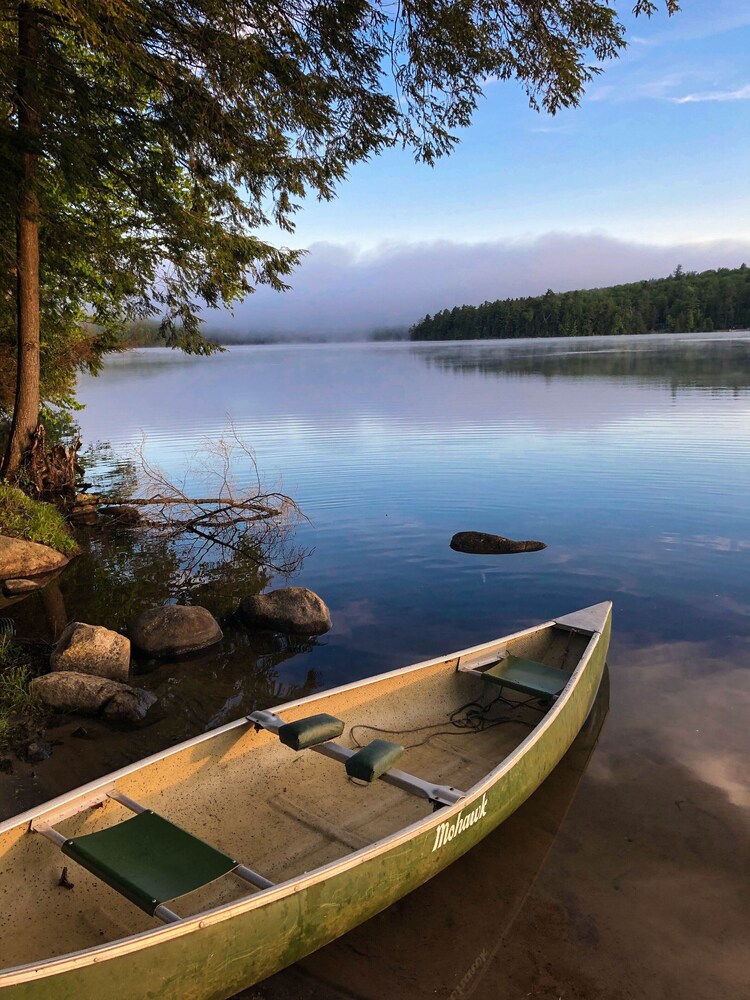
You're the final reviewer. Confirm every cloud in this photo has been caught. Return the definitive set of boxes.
[529,123,575,134]
[673,83,750,103]
[205,232,750,340]
[588,71,702,104]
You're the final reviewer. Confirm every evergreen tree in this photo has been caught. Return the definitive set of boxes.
[410,264,750,342]
[1,0,678,475]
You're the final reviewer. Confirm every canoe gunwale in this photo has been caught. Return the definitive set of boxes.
[0,604,610,987]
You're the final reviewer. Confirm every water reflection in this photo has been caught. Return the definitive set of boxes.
[248,671,610,1000]
[416,332,750,391]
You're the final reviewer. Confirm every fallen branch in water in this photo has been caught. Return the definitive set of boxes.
[97,496,282,517]
[84,428,309,576]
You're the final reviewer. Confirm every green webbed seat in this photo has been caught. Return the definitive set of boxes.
[482,654,568,698]
[62,810,238,916]
[346,739,405,782]
[277,713,345,751]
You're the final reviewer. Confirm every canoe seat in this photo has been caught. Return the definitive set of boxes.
[278,713,345,751]
[249,710,465,809]
[32,789,274,923]
[62,810,239,917]
[481,654,568,698]
[346,739,405,782]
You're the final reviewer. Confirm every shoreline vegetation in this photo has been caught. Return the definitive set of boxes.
[410,265,750,342]
[0,483,77,557]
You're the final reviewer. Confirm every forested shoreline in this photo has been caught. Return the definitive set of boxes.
[410,265,750,341]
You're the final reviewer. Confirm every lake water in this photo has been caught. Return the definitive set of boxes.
[3,332,749,999]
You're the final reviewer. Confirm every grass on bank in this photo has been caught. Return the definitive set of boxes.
[0,482,78,556]
[0,634,36,749]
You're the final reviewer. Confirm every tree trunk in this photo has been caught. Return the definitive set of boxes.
[2,3,41,479]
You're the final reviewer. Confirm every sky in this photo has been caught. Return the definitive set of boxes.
[208,0,750,338]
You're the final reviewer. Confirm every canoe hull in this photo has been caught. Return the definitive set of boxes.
[1,609,610,999]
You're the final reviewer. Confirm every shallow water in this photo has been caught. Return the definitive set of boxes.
[2,332,749,998]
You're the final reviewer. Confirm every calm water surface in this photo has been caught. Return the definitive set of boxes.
[3,332,749,999]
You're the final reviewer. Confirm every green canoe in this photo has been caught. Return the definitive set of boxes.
[0,601,611,999]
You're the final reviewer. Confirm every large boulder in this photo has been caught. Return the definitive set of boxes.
[450,531,547,555]
[51,621,131,682]
[129,605,223,658]
[0,535,69,580]
[238,587,331,636]
[31,672,156,723]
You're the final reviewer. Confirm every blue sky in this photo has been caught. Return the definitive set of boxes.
[211,1,750,336]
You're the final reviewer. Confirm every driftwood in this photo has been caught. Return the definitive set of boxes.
[96,496,281,517]
[21,425,82,504]
[80,430,310,576]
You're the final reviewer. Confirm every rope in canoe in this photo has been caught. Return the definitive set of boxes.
[349,688,546,752]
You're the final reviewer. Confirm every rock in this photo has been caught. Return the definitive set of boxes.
[100,506,141,527]
[2,578,40,596]
[0,535,69,580]
[129,605,223,658]
[69,508,100,527]
[31,672,156,723]
[238,587,331,636]
[74,493,100,508]
[25,741,53,763]
[70,494,101,526]
[450,531,547,555]
[1,568,67,601]
[102,687,157,723]
[51,621,131,682]
[71,726,93,740]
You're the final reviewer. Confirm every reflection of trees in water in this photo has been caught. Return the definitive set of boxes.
[417,338,750,391]
[56,527,274,630]
[135,624,320,746]
[9,510,316,753]
[81,433,307,580]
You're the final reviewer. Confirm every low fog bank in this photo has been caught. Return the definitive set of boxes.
[205,232,750,341]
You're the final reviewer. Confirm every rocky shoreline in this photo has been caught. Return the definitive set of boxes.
[0,530,333,763]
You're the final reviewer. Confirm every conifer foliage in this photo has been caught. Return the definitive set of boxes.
[410,265,750,341]
[1,1,678,474]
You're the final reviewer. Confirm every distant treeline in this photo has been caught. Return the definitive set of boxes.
[121,321,164,347]
[410,265,750,341]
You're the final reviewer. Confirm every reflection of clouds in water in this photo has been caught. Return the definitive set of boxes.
[691,755,750,810]
[598,640,749,815]
[714,595,750,617]
[661,533,750,553]
[329,599,377,639]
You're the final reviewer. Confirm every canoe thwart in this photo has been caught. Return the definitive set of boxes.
[248,709,285,734]
[277,713,345,751]
[481,654,568,698]
[250,710,465,807]
[345,740,405,782]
